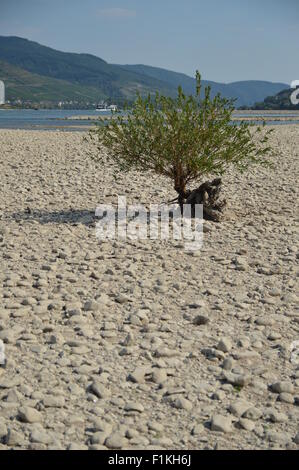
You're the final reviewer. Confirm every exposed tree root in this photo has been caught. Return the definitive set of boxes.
[179,178,227,222]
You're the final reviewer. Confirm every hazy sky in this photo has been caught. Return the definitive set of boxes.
[0,0,298,84]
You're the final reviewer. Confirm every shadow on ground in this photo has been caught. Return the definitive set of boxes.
[9,209,96,225]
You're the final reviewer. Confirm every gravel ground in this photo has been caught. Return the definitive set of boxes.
[0,127,298,450]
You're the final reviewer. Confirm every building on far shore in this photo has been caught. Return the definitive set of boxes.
[0,80,5,105]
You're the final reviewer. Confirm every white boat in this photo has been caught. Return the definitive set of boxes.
[95,104,118,112]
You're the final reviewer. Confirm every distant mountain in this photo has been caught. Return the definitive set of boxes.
[252,87,299,110]
[119,64,197,95]
[0,36,288,107]
[121,64,288,107]
[0,36,173,104]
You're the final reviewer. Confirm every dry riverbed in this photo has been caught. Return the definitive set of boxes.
[0,127,298,450]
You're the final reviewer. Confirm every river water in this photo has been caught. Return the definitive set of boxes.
[0,109,299,131]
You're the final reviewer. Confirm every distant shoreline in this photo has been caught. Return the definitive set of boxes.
[58,111,299,123]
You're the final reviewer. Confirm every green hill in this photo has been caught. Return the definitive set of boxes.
[0,36,174,104]
[252,88,299,110]
[0,60,105,103]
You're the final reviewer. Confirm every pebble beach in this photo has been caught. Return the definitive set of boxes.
[0,126,298,450]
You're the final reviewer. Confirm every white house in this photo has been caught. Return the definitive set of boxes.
[0,81,5,105]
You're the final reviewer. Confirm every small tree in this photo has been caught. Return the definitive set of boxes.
[88,72,273,221]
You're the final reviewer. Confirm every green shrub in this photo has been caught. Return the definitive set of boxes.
[89,72,273,219]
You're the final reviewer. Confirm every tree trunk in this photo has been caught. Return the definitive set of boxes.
[178,178,227,222]
[174,174,187,209]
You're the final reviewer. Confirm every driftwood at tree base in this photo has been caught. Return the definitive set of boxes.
[180,178,227,222]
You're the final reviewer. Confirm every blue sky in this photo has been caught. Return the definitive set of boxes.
[0,0,298,84]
